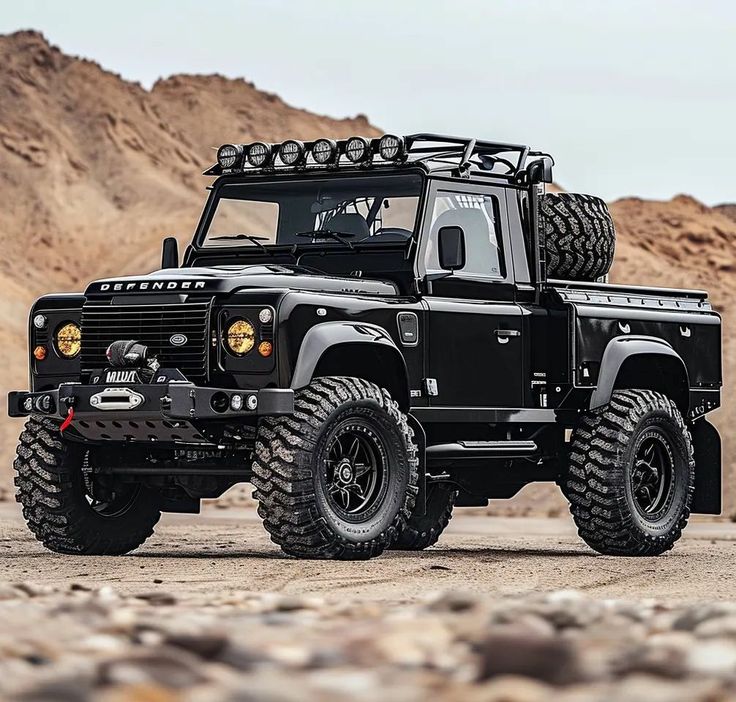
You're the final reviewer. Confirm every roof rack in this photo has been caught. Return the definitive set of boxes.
[204,133,553,184]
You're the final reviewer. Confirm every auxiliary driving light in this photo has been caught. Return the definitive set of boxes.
[33,345,47,361]
[247,142,272,167]
[225,319,255,356]
[55,322,82,358]
[34,394,54,414]
[258,308,273,324]
[33,314,47,330]
[345,136,370,163]
[312,138,338,165]
[246,394,258,411]
[217,143,243,169]
[278,140,305,166]
[258,341,273,357]
[379,134,405,161]
[230,394,244,411]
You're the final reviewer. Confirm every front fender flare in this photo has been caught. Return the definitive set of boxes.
[589,335,689,411]
[290,321,407,390]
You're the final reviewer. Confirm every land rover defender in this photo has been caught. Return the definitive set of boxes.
[9,133,722,559]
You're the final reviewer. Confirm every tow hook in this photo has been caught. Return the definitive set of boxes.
[60,396,77,434]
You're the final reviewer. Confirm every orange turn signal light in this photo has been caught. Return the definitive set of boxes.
[258,341,273,357]
[33,345,47,361]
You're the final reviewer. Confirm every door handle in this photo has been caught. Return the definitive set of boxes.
[495,329,520,344]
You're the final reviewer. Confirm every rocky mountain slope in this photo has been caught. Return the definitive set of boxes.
[0,31,733,512]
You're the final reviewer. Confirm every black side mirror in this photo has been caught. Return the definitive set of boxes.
[438,226,466,271]
[527,156,554,184]
[161,237,179,269]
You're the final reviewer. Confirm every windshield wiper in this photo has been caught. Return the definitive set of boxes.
[295,230,355,250]
[209,234,272,254]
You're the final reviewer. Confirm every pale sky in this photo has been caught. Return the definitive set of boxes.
[1,0,734,205]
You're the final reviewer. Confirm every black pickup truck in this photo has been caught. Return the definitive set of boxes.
[9,133,722,560]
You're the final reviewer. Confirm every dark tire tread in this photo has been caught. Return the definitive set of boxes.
[14,416,160,555]
[392,483,457,551]
[564,389,694,556]
[252,377,418,560]
[541,193,616,281]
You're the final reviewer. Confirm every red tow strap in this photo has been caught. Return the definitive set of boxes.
[60,406,74,433]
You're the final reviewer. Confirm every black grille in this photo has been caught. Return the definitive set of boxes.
[81,300,212,382]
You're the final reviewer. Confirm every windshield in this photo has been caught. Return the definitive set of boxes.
[202,173,422,248]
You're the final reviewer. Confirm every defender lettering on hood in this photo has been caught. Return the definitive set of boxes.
[94,280,208,292]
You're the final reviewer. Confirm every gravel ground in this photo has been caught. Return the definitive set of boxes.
[3,503,736,700]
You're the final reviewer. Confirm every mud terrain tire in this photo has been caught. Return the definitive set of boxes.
[14,416,161,555]
[391,483,457,550]
[563,389,694,556]
[252,377,418,560]
[541,193,616,281]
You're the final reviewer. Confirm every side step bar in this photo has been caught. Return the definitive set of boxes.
[426,440,538,459]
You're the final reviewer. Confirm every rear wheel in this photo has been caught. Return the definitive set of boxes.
[14,416,161,555]
[563,389,694,556]
[252,377,418,560]
[392,483,457,550]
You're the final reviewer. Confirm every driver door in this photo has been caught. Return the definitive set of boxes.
[422,182,525,408]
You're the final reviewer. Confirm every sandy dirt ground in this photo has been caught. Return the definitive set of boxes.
[5,504,736,700]
[2,503,736,602]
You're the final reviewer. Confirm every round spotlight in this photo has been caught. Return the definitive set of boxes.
[55,322,81,359]
[246,394,258,411]
[278,140,305,166]
[345,136,370,163]
[33,314,47,330]
[247,142,272,167]
[230,394,244,411]
[312,138,338,165]
[258,308,273,324]
[379,134,405,161]
[217,144,243,169]
[258,341,273,358]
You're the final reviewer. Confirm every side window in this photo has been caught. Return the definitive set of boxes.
[425,191,504,278]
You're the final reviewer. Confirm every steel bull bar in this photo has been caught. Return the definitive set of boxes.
[8,383,294,443]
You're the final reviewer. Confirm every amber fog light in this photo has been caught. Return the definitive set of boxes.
[258,341,273,357]
[33,345,47,361]
[55,322,81,358]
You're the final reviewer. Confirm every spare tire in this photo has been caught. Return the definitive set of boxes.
[540,193,616,281]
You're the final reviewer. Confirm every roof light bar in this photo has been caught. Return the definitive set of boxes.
[345,136,371,164]
[379,134,406,161]
[312,138,338,165]
[217,143,243,169]
[278,139,305,166]
[247,142,272,167]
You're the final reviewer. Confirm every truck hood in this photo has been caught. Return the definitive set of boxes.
[85,265,398,298]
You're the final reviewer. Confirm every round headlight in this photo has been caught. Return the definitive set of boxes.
[217,143,243,169]
[55,322,81,358]
[247,142,272,167]
[312,138,337,164]
[278,140,305,166]
[226,319,255,356]
[379,134,405,161]
[345,136,370,163]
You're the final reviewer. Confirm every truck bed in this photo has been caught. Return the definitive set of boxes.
[547,278,722,408]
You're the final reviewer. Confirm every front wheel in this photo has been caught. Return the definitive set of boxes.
[14,416,161,555]
[252,377,418,560]
[563,389,694,556]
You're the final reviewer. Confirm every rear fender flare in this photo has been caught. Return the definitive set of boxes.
[589,335,689,412]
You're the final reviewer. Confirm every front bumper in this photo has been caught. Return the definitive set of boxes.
[8,383,294,443]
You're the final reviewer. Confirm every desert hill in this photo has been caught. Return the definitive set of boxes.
[0,31,733,511]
